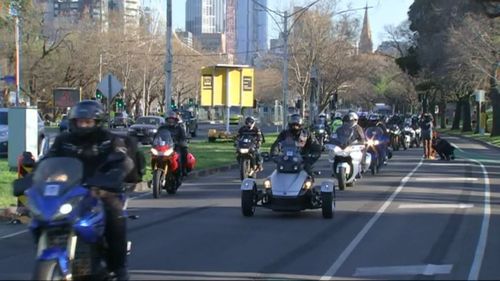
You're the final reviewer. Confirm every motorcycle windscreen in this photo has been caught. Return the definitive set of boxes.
[237,134,256,148]
[365,127,385,140]
[32,157,84,195]
[331,126,354,148]
[153,128,175,147]
[270,170,309,197]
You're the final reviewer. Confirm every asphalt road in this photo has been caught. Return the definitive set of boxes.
[0,135,499,280]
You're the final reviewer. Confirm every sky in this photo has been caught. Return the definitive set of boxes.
[142,0,414,48]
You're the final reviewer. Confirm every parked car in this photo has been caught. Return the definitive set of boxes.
[111,112,134,128]
[0,108,45,157]
[179,110,198,138]
[127,116,165,145]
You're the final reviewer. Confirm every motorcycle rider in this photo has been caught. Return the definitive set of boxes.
[337,112,367,175]
[236,116,265,171]
[42,100,136,280]
[156,110,189,176]
[270,114,321,177]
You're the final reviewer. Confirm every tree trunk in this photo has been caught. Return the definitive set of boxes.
[462,95,472,132]
[439,101,446,129]
[491,75,500,136]
[452,99,462,130]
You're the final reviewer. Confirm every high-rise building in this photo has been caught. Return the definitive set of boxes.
[358,5,373,54]
[185,0,225,36]
[37,0,141,32]
[235,0,268,65]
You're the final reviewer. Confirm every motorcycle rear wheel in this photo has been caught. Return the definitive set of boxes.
[33,260,64,281]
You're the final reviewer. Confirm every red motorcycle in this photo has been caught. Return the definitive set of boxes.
[150,130,196,198]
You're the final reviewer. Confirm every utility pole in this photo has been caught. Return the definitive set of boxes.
[165,0,173,114]
[15,14,20,107]
[282,11,289,129]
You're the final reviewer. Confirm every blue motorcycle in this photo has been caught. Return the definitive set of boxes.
[13,157,132,280]
[365,127,389,175]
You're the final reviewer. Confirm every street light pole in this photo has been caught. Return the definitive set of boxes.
[282,11,289,129]
[164,0,173,114]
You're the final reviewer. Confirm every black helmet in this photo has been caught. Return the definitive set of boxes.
[288,114,303,133]
[68,100,105,137]
[165,110,178,127]
[245,116,255,127]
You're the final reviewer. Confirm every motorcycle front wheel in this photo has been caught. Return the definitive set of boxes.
[33,260,64,281]
[240,158,252,180]
[152,169,163,198]
[337,166,346,191]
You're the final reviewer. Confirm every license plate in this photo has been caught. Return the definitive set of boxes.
[44,185,60,196]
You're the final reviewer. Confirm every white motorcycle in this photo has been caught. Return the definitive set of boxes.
[326,127,371,190]
[402,124,413,150]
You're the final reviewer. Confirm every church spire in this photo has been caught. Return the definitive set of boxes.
[359,3,373,54]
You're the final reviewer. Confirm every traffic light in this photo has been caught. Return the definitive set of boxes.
[295,99,302,110]
[96,89,103,100]
[115,98,124,109]
[170,98,177,110]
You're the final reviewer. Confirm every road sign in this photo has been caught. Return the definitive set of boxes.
[53,88,81,108]
[97,73,123,99]
[474,90,485,102]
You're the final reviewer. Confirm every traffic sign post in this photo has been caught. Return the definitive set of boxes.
[97,73,123,127]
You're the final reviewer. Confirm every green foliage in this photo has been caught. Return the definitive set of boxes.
[395,46,420,77]
[0,160,17,208]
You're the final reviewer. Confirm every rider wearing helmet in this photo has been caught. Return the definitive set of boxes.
[340,112,366,143]
[271,114,321,177]
[157,110,189,176]
[237,116,265,171]
[43,100,136,280]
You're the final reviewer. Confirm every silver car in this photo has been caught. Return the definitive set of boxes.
[0,108,46,157]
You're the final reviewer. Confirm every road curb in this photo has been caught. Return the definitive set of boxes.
[442,132,500,152]
[133,163,240,193]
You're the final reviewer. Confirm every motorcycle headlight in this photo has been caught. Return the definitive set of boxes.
[150,148,158,155]
[303,180,313,190]
[318,129,325,133]
[333,146,343,155]
[239,148,249,154]
[165,148,174,156]
[52,196,84,220]
[149,129,157,133]
[264,179,272,189]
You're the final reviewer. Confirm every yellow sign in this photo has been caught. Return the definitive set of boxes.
[200,64,254,107]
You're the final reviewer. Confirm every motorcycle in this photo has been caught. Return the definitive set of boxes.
[12,157,135,280]
[313,123,329,150]
[365,127,388,175]
[240,138,334,219]
[388,124,401,151]
[236,135,259,180]
[150,130,181,198]
[412,125,421,148]
[326,127,371,190]
[401,124,412,150]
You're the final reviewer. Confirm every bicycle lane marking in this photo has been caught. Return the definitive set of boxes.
[320,157,424,280]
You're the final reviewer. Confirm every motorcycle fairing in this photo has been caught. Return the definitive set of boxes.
[269,170,309,197]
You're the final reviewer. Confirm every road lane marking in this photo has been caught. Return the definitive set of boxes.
[398,203,474,209]
[468,159,490,281]
[353,264,453,277]
[130,270,324,280]
[320,158,424,280]
[0,229,29,240]
[413,177,478,182]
